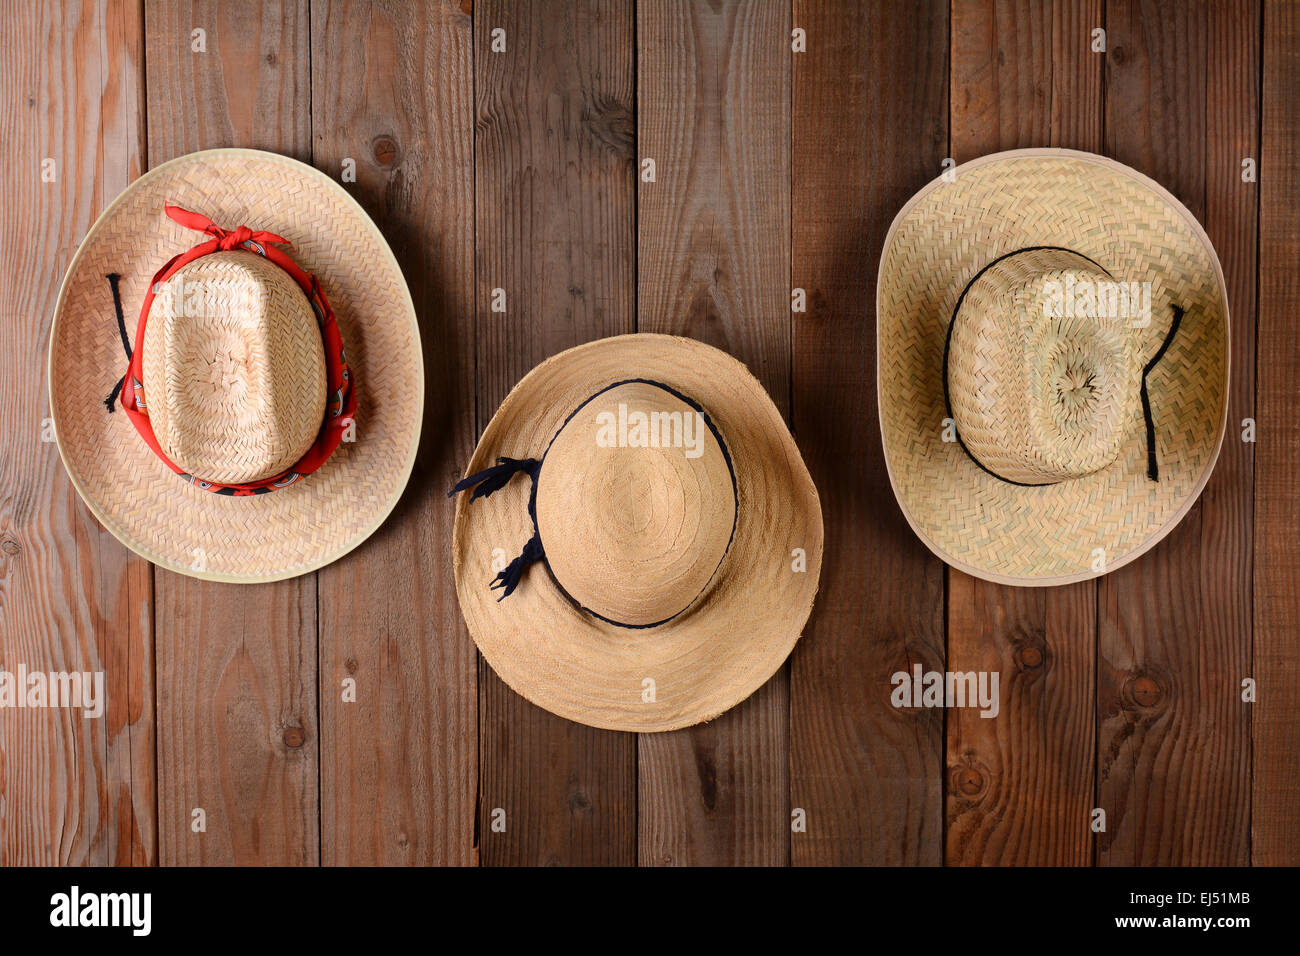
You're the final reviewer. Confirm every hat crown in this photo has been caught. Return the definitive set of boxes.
[534,381,735,627]
[142,251,327,484]
[947,248,1143,484]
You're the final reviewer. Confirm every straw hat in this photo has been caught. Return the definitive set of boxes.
[49,149,422,582]
[450,335,823,731]
[878,148,1229,586]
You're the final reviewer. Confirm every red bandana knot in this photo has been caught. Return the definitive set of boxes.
[103,204,356,496]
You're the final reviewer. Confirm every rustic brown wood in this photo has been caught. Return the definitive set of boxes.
[1097,0,1252,866]
[3,0,1291,870]
[635,0,791,867]
[952,0,1103,149]
[474,0,638,865]
[789,0,949,865]
[99,1,157,867]
[0,0,154,867]
[311,0,478,866]
[1203,0,1261,866]
[145,0,311,161]
[945,578,1098,864]
[1254,0,1300,866]
[946,0,1101,866]
[146,0,319,865]
[1050,0,1105,147]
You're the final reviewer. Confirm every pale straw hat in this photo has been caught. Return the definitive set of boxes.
[450,335,823,731]
[878,148,1229,586]
[49,149,422,582]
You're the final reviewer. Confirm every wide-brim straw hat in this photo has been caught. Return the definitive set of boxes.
[49,149,422,582]
[451,335,823,731]
[878,148,1229,586]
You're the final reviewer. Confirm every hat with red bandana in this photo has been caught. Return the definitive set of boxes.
[49,149,422,582]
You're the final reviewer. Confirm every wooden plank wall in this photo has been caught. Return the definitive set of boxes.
[790,0,949,865]
[0,0,153,867]
[0,0,1292,867]
[311,0,477,867]
[946,0,1101,867]
[146,0,319,866]
[637,0,791,867]
[1098,0,1252,867]
[1255,0,1300,867]
[473,0,638,866]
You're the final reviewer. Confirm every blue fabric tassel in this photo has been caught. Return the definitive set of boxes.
[489,532,544,601]
[449,457,545,600]
[447,456,540,500]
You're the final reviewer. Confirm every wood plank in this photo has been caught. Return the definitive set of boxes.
[1254,0,1300,866]
[789,0,949,865]
[0,0,154,867]
[946,578,1097,865]
[1204,0,1261,866]
[146,0,319,865]
[1050,0,1105,147]
[145,0,310,160]
[1097,0,1251,866]
[474,0,638,866]
[311,0,478,867]
[635,0,791,868]
[946,0,1100,867]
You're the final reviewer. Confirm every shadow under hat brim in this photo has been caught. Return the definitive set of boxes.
[877,148,1230,586]
[48,149,423,583]
[452,334,824,732]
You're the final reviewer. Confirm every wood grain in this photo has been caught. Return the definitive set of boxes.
[1254,0,1300,866]
[146,0,320,865]
[946,0,1100,866]
[473,0,638,866]
[311,0,478,866]
[0,0,154,867]
[1203,0,1260,866]
[1097,0,1251,866]
[951,0,1103,149]
[1,0,1291,869]
[145,0,310,161]
[635,0,791,868]
[789,0,949,865]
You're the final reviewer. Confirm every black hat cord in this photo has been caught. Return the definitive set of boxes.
[449,378,739,630]
[941,246,1186,486]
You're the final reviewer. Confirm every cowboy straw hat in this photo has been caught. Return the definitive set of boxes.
[450,335,823,731]
[878,148,1229,586]
[48,149,422,583]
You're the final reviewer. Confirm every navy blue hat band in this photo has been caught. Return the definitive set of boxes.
[449,379,738,630]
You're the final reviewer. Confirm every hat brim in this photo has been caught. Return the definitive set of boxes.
[877,149,1229,586]
[452,335,823,732]
[49,149,423,583]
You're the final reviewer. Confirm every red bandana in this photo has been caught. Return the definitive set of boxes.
[115,205,356,495]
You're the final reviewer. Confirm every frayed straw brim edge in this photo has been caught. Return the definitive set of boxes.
[451,334,824,732]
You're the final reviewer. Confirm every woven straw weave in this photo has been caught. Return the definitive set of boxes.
[144,251,328,484]
[535,380,737,628]
[453,335,823,732]
[877,149,1229,585]
[947,248,1141,484]
[49,150,422,582]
